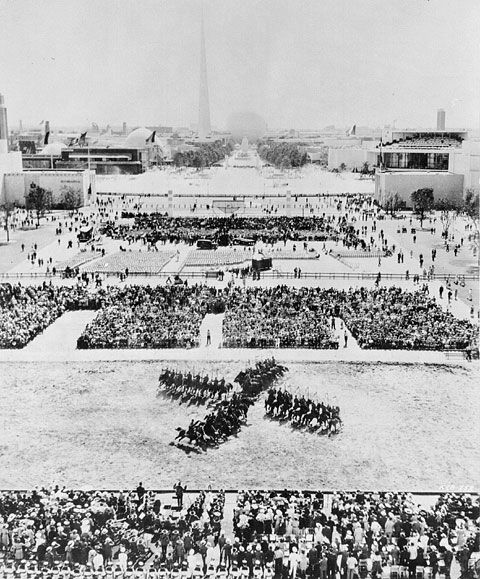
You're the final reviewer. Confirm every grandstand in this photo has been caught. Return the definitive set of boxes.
[81,250,175,274]
[380,135,463,149]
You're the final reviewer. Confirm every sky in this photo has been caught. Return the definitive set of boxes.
[0,0,479,131]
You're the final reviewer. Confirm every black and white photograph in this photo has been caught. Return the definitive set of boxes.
[0,0,479,578]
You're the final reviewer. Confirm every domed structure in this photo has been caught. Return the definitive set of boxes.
[125,127,153,148]
[42,142,67,156]
[226,112,266,141]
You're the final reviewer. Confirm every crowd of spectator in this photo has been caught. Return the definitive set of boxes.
[0,283,476,352]
[339,286,477,350]
[221,285,477,351]
[0,488,478,578]
[101,215,357,246]
[0,485,226,577]
[0,283,98,349]
[232,490,479,579]
[381,137,463,149]
[221,287,339,349]
[77,285,217,349]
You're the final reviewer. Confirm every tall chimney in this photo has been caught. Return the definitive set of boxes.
[0,94,9,154]
[437,109,445,131]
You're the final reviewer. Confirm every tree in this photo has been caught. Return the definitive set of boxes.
[0,199,17,243]
[173,152,185,167]
[257,141,309,170]
[411,188,434,226]
[26,183,52,227]
[462,189,479,251]
[60,186,82,210]
[435,198,460,238]
[385,191,402,216]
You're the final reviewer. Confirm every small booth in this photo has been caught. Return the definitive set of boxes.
[252,251,272,272]
[77,226,93,243]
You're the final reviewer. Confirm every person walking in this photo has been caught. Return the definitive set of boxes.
[206,330,211,346]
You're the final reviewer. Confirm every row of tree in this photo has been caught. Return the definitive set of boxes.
[172,140,234,168]
[409,187,479,247]
[1,184,82,241]
[333,162,374,176]
[257,141,308,169]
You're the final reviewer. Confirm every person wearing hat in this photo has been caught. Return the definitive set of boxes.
[288,546,301,579]
[171,562,181,579]
[239,559,249,579]
[173,483,186,510]
[118,546,128,574]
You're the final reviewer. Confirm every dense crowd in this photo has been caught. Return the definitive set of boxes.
[221,287,339,350]
[0,283,476,352]
[158,369,234,406]
[0,283,98,349]
[0,488,478,578]
[264,389,342,436]
[77,285,218,349]
[0,485,226,577]
[232,490,480,579]
[221,285,477,351]
[339,286,477,350]
[101,215,356,246]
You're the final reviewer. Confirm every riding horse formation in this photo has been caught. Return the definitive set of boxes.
[158,369,233,405]
[162,358,340,452]
[174,392,254,448]
[264,388,342,436]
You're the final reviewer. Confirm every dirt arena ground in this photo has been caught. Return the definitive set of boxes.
[1,360,478,490]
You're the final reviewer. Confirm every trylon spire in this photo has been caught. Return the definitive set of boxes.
[198,5,211,140]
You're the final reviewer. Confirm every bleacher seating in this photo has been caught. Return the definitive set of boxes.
[56,251,103,271]
[183,249,254,268]
[81,251,175,274]
[380,137,462,149]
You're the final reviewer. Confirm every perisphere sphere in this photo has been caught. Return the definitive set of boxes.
[226,111,267,141]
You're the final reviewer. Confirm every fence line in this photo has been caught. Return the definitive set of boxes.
[0,271,478,281]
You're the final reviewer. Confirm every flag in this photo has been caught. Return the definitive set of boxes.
[346,124,356,136]
[146,130,156,144]
[44,132,50,145]
[68,137,78,147]
[78,131,87,146]
[39,120,44,125]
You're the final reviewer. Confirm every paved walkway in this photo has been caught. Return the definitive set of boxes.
[22,310,98,353]
[199,313,225,348]
[332,317,361,351]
